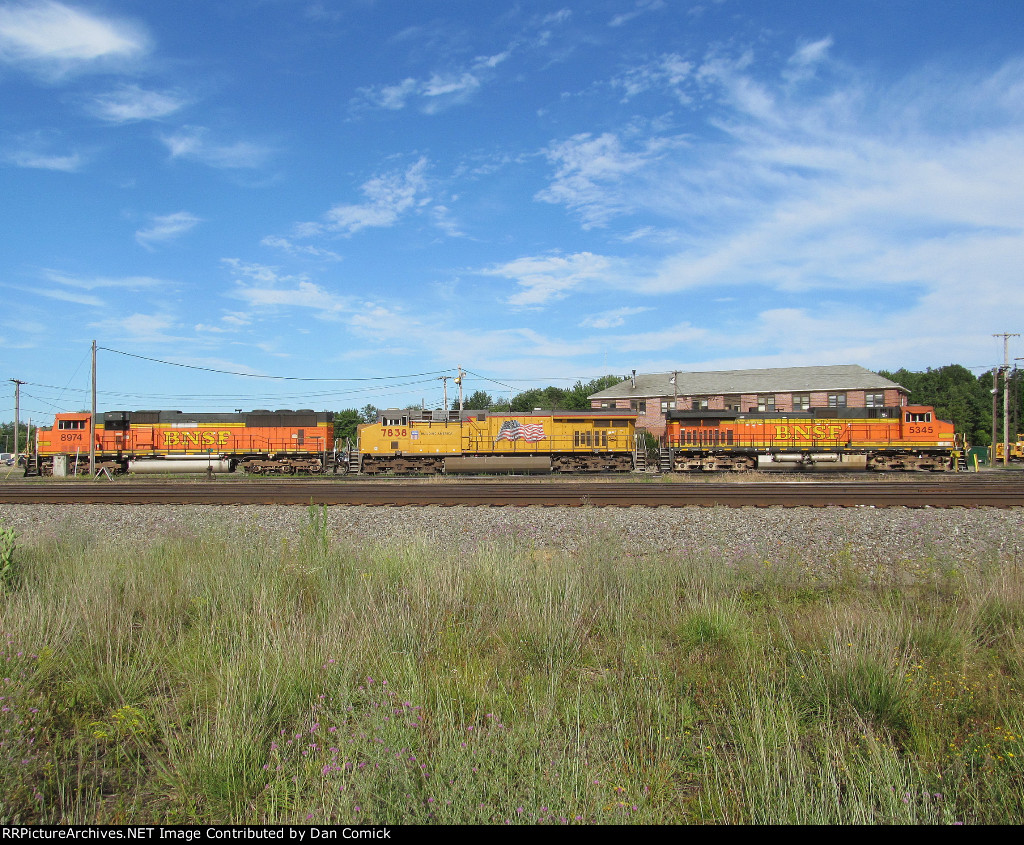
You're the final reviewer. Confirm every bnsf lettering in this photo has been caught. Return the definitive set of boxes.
[774,424,843,439]
[164,431,231,448]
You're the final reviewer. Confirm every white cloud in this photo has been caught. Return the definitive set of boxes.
[25,286,102,307]
[609,0,666,28]
[261,236,342,260]
[352,18,553,115]
[789,36,833,68]
[3,147,81,171]
[86,311,203,346]
[357,68,487,114]
[135,212,202,248]
[0,1,147,77]
[535,132,678,228]
[480,251,617,307]
[89,85,189,122]
[162,127,271,169]
[612,53,694,102]
[40,270,163,290]
[579,307,651,329]
[223,259,350,318]
[297,158,430,237]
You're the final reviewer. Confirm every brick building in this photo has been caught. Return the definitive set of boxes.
[588,365,908,437]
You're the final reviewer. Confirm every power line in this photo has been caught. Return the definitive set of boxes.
[98,346,455,382]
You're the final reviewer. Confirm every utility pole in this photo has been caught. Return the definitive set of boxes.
[994,333,1020,467]
[991,367,999,467]
[90,340,97,477]
[455,367,464,415]
[10,379,25,461]
[438,376,450,414]
[1015,358,1024,443]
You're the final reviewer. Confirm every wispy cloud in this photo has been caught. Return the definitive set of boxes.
[222,259,350,318]
[609,0,666,28]
[579,306,651,329]
[295,158,430,237]
[480,251,619,307]
[16,269,163,308]
[3,146,81,171]
[135,212,202,249]
[535,132,681,228]
[0,0,148,78]
[88,84,189,123]
[355,63,492,114]
[261,236,342,261]
[352,13,564,115]
[41,269,163,290]
[162,126,271,169]
[612,53,694,102]
[87,311,189,344]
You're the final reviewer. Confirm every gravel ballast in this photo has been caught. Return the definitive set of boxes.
[1,504,1021,581]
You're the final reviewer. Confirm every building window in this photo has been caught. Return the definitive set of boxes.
[757,395,776,412]
[660,399,676,414]
[865,392,885,408]
[793,394,810,411]
[694,397,709,410]
[828,393,847,408]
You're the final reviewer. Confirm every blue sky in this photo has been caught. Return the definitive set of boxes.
[2,0,1023,421]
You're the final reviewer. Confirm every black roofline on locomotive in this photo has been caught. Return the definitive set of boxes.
[666,406,902,422]
[380,408,637,423]
[96,409,335,425]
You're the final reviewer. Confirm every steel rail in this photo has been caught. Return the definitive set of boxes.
[1,481,1023,507]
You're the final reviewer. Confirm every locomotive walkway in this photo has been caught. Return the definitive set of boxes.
[1,479,1023,507]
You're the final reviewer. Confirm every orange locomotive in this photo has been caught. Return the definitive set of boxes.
[32,409,334,475]
[663,405,960,471]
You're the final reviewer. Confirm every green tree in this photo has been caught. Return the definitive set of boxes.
[0,421,38,456]
[463,390,494,409]
[333,409,363,446]
[505,375,625,412]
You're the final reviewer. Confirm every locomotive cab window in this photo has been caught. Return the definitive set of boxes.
[905,412,932,423]
[58,420,87,430]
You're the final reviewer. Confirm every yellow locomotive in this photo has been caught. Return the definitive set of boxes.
[349,408,638,474]
[994,435,1024,463]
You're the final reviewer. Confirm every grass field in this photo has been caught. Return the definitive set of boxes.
[0,509,1021,824]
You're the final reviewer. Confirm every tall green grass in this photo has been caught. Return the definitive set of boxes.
[0,507,1021,824]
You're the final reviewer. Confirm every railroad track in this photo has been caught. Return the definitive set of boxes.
[1,480,1023,507]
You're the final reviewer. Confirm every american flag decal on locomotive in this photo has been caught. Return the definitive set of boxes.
[496,420,546,442]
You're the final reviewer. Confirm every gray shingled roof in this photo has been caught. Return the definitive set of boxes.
[588,365,906,400]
